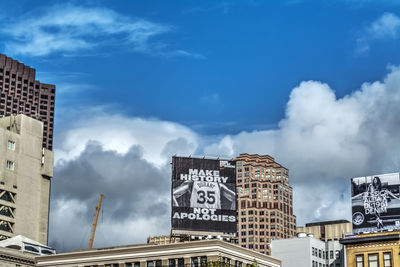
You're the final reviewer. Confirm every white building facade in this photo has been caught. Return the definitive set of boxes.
[271,234,344,267]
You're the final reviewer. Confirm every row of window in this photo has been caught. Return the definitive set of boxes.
[87,256,251,267]
[236,163,288,175]
[356,253,392,267]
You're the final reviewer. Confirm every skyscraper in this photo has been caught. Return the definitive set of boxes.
[236,153,296,255]
[0,54,55,150]
[0,114,53,244]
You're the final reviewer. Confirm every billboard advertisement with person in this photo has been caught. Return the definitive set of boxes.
[352,173,400,233]
[171,156,237,234]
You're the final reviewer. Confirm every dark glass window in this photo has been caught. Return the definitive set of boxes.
[178,258,184,267]
[200,256,207,267]
[24,245,39,253]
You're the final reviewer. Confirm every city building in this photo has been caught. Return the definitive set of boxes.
[340,231,400,267]
[271,233,344,267]
[0,54,56,150]
[0,114,54,244]
[35,239,282,267]
[297,220,352,242]
[236,154,296,255]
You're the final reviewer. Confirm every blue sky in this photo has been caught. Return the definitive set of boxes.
[1,0,399,135]
[1,0,400,251]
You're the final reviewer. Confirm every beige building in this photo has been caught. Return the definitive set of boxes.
[341,230,400,267]
[0,247,35,266]
[0,114,53,244]
[236,154,296,255]
[36,239,281,267]
[297,220,352,242]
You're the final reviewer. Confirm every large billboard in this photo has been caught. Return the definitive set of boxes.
[351,173,400,233]
[171,156,236,235]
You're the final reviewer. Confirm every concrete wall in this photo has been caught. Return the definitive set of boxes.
[0,114,53,244]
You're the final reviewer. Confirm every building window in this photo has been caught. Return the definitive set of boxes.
[191,257,199,267]
[104,264,118,267]
[330,251,334,259]
[6,160,14,170]
[383,252,392,267]
[0,191,15,203]
[7,140,15,150]
[0,221,12,233]
[0,206,14,218]
[368,254,378,267]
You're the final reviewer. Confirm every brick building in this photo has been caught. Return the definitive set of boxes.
[236,154,296,255]
[0,54,55,150]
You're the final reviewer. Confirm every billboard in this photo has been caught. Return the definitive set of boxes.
[171,156,237,235]
[351,173,400,233]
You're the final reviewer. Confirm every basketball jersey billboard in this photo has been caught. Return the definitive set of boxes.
[171,156,237,234]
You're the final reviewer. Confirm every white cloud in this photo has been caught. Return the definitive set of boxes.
[0,4,202,58]
[204,66,400,224]
[54,114,198,167]
[356,12,400,54]
[367,12,400,38]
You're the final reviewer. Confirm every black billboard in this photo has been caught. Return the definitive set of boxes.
[351,173,400,233]
[171,156,236,234]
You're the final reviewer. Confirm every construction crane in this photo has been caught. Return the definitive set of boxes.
[88,194,104,249]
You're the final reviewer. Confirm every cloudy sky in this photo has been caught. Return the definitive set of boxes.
[1,0,399,252]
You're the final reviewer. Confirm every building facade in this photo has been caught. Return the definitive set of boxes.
[340,231,400,267]
[271,234,344,267]
[297,220,352,242]
[0,247,35,267]
[236,154,296,255]
[0,54,56,150]
[36,240,282,267]
[0,114,53,244]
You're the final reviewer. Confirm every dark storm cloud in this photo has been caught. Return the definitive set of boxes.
[49,142,172,252]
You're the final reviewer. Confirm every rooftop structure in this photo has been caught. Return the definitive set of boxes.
[297,220,352,242]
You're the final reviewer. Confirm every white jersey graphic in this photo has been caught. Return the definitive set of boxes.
[190,181,221,209]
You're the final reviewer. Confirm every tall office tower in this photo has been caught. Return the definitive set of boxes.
[0,54,55,150]
[236,153,296,255]
[0,114,54,244]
